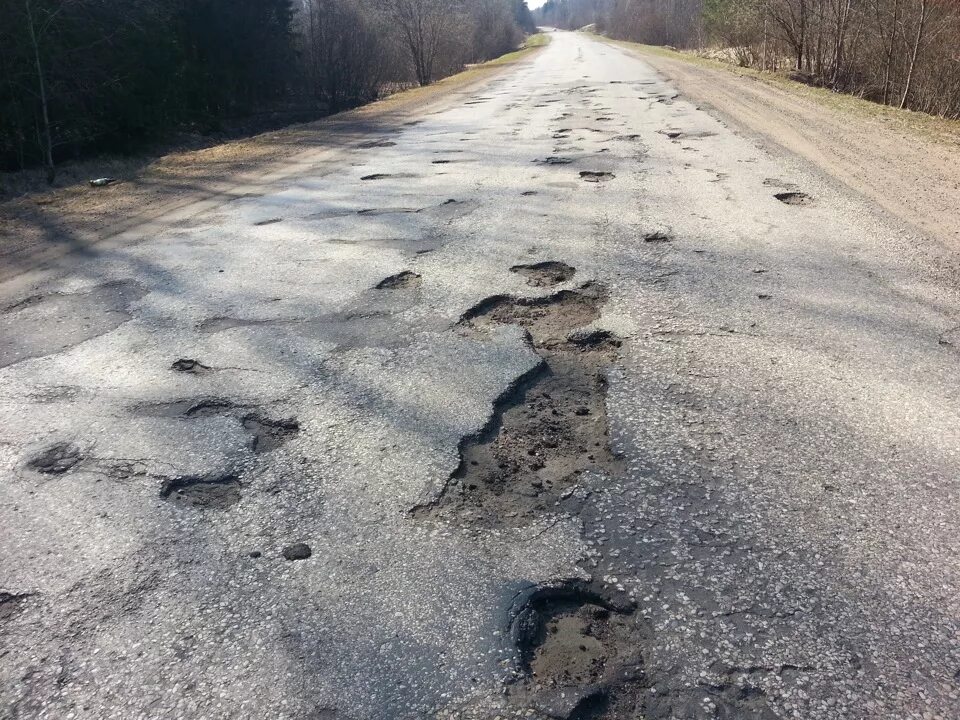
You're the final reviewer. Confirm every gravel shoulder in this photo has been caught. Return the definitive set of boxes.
[607,38,960,247]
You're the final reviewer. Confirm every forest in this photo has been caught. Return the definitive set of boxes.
[535,0,960,118]
[0,0,536,180]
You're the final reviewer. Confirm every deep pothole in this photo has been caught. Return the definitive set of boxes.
[412,281,622,528]
[774,191,813,206]
[507,580,648,719]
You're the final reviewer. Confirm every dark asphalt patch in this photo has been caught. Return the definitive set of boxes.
[356,139,396,149]
[0,280,147,368]
[643,231,672,243]
[25,442,82,475]
[282,543,312,560]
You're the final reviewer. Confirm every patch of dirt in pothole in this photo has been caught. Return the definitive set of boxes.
[25,442,82,475]
[411,282,623,528]
[579,171,614,183]
[774,191,813,206]
[510,261,576,287]
[507,580,648,719]
[375,270,422,290]
[160,473,242,510]
[242,413,300,453]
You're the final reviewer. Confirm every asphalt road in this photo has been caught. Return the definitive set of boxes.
[3,31,960,720]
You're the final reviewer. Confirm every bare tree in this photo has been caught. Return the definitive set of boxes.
[382,0,462,85]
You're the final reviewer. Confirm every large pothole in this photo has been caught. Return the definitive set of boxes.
[412,281,622,528]
[507,580,648,719]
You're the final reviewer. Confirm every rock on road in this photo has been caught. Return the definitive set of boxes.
[2,30,960,720]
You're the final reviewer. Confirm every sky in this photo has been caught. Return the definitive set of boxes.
[527,0,548,8]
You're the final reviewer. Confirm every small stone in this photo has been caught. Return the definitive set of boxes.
[248,550,262,559]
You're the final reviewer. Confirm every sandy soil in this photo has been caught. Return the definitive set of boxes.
[615,42,960,248]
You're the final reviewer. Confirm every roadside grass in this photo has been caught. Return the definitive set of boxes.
[599,35,960,146]
[483,32,551,67]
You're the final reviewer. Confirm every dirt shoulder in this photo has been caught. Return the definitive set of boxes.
[0,40,547,286]
[604,38,960,247]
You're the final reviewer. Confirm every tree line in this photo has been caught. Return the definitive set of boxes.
[0,0,536,181]
[534,0,960,118]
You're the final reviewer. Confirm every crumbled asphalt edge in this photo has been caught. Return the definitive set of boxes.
[409,281,620,528]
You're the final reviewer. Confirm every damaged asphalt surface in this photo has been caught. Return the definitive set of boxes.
[3,31,960,720]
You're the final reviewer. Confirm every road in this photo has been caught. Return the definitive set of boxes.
[2,30,960,720]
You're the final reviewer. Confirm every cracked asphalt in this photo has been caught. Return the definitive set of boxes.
[3,30,960,720]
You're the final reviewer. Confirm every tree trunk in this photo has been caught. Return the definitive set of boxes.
[25,0,55,184]
[900,0,929,110]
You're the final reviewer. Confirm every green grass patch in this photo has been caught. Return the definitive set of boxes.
[484,33,551,66]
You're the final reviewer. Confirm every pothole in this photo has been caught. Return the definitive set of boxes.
[375,270,422,290]
[171,358,212,374]
[160,473,241,510]
[25,442,82,475]
[357,139,396,149]
[0,591,34,622]
[774,191,813,206]
[643,231,672,243]
[412,282,622,528]
[510,261,576,287]
[538,156,574,165]
[133,397,240,418]
[579,171,614,183]
[508,580,647,719]
[242,413,300,453]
